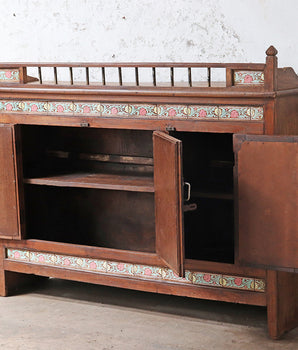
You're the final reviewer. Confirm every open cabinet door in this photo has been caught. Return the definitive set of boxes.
[0,125,21,239]
[234,134,297,272]
[153,131,184,276]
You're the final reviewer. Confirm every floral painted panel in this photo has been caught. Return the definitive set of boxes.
[217,106,264,121]
[127,104,159,118]
[187,105,219,119]
[157,105,189,119]
[6,248,266,292]
[0,100,49,113]
[221,275,255,290]
[234,71,265,85]
[0,99,264,121]
[0,69,20,83]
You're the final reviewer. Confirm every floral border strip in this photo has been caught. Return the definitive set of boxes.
[6,248,265,292]
[0,69,20,83]
[234,71,264,85]
[0,100,264,121]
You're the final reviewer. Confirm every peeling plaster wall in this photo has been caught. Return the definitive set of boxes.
[0,0,297,71]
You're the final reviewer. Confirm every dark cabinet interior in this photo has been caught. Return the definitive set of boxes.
[20,125,235,265]
[25,186,156,252]
[174,132,235,264]
[22,126,155,253]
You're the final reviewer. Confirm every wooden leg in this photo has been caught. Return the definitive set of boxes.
[267,270,298,339]
[0,245,8,296]
[0,269,8,296]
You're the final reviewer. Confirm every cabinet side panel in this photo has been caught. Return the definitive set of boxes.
[236,136,297,270]
[0,125,19,238]
[275,95,298,135]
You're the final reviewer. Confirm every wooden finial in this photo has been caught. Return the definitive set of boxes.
[266,46,278,56]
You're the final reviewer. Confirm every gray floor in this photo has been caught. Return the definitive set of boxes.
[0,279,297,350]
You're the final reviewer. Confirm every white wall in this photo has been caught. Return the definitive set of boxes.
[0,0,297,71]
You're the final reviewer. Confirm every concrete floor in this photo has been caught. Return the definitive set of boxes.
[0,279,297,350]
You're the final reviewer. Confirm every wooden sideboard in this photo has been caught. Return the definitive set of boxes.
[0,46,297,339]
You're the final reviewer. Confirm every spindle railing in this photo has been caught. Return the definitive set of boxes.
[0,62,266,88]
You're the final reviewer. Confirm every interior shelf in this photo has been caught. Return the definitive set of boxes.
[24,172,154,193]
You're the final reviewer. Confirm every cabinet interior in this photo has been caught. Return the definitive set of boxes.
[21,125,155,253]
[21,125,235,263]
[174,131,235,264]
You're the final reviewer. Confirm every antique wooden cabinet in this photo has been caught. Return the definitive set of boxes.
[0,46,297,339]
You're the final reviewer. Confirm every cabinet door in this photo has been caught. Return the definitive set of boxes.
[0,125,21,239]
[153,131,184,276]
[234,134,297,271]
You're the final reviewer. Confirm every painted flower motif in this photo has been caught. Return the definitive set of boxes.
[64,258,71,266]
[230,110,239,118]
[6,103,13,111]
[69,102,76,112]
[244,74,253,83]
[5,71,12,78]
[57,105,64,113]
[31,104,38,112]
[111,107,118,115]
[18,102,25,110]
[161,269,166,278]
[183,107,191,116]
[199,109,207,118]
[14,251,20,259]
[125,105,133,114]
[139,108,147,116]
[83,106,91,113]
[168,108,177,117]
[214,107,222,117]
[203,274,211,282]
[43,103,50,111]
[154,106,161,115]
[76,258,83,266]
[234,277,242,286]
[89,261,97,269]
[117,263,125,271]
[144,268,152,276]
[38,255,45,262]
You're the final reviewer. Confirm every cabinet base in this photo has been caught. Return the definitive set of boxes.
[1,245,297,340]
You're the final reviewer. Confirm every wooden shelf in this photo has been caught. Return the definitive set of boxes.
[24,172,154,193]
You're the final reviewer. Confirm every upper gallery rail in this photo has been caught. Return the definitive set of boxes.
[0,62,266,88]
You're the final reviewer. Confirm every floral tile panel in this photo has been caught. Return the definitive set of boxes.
[127,104,159,118]
[234,71,265,85]
[0,69,20,83]
[217,106,263,120]
[0,99,264,121]
[6,248,266,293]
[221,275,255,290]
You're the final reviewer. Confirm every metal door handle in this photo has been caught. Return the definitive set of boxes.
[184,182,191,201]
